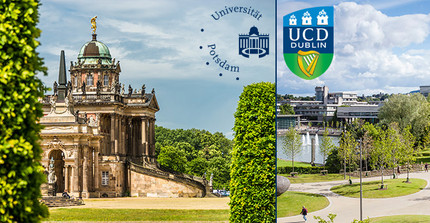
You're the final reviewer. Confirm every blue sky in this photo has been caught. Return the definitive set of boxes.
[278,0,430,96]
[37,0,275,139]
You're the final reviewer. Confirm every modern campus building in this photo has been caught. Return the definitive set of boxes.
[419,86,430,97]
[278,86,383,129]
[39,26,208,198]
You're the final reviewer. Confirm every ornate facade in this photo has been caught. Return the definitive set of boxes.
[40,30,207,198]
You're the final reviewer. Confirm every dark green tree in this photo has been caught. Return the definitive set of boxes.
[229,82,276,222]
[155,125,232,187]
[157,146,187,173]
[279,103,295,115]
[325,148,341,173]
[0,1,48,222]
[186,157,208,177]
[208,156,230,190]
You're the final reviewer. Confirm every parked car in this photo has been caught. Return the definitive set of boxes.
[213,190,230,197]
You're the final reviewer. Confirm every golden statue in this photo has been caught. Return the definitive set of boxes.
[91,16,97,34]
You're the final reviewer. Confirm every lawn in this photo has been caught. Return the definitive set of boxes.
[331,178,427,198]
[45,208,229,221]
[277,191,329,218]
[277,159,312,168]
[279,173,354,184]
[370,215,430,222]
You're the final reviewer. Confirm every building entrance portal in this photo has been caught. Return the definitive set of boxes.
[49,149,65,193]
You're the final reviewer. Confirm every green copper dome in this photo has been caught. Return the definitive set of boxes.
[77,34,112,65]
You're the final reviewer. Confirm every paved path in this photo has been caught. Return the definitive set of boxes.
[277,171,430,223]
[57,197,230,210]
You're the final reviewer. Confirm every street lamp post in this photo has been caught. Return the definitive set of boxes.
[358,139,363,221]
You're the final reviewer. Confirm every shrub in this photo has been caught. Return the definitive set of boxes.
[277,166,325,174]
[229,82,276,222]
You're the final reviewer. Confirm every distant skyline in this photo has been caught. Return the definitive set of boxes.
[37,0,275,139]
[277,0,430,96]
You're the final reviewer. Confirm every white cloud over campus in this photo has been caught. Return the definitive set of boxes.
[277,1,430,96]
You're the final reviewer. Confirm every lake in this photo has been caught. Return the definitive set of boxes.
[277,133,340,164]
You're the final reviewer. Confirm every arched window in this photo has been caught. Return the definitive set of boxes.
[87,74,94,86]
[104,75,109,86]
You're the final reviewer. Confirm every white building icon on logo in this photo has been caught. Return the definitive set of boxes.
[317,9,328,25]
[302,11,312,25]
[289,14,297,25]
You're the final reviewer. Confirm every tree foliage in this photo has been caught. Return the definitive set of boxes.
[338,130,357,180]
[399,125,416,182]
[379,94,430,143]
[157,146,187,173]
[368,125,393,185]
[282,128,302,172]
[0,1,48,222]
[230,82,276,222]
[320,128,335,166]
[155,126,232,189]
[279,103,294,115]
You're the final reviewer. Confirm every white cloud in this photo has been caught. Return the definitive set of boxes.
[278,1,430,95]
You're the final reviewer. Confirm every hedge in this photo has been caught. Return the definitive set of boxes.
[0,1,48,222]
[229,82,276,222]
[277,166,325,174]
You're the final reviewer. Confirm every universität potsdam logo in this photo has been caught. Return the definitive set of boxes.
[283,6,333,80]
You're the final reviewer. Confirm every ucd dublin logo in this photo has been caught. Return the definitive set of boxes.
[283,6,333,80]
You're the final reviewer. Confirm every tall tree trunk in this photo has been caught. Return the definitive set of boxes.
[406,161,410,183]
[292,157,295,173]
[292,149,295,173]
[323,155,326,167]
[344,159,347,180]
[365,157,368,172]
[381,165,384,185]
[349,160,351,181]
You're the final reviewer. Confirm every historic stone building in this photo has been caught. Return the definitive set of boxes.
[39,26,208,198]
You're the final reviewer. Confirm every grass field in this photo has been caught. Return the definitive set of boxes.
[279,173,354,184]
[45,208,229,221]
[331,178,427,198]
[277,191,329,218]
[370,215,430,222]
[277,159,313,168]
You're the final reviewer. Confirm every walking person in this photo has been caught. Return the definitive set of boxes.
[425,163,428,172]
[301,206,308,222]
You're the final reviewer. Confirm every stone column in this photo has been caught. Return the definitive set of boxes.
[89,147,94,191]
[70,165,75,192]
[94,147,99,189]
[119,162,125,196]
[72,150,79,193]
[122,119,126,155]
[151,118,156,157]
[114,115,119,154]
[130,119,134,157]
[82,147,89,195]
[118,115,122,155]
[110,114,115,155]
[141,118,148,157]
[65,165,69,192]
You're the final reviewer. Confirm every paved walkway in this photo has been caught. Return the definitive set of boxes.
[277,171,430,223]
[56,197,230,210]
